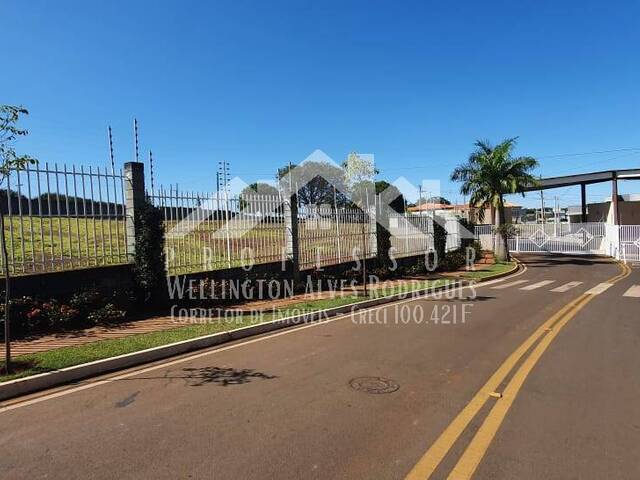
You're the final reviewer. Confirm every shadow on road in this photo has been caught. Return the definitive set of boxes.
[119,366,278,387]
[517,254,613,268]
[182,366,278,387]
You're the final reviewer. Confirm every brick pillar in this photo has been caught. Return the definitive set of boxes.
[124,162,145,261]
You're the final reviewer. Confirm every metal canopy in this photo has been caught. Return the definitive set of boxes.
[524,168,640,192]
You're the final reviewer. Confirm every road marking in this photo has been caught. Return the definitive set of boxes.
[404,260,629,480]
[585,282,613,295]
[622,285,640,297]
[550,281,583,292]
[519,280,555,290]
[403,296,585,480]
[446,294,594,480]
[491,280,528,289]
[0,263,528,414]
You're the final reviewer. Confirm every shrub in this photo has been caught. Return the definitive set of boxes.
[0,296,42,336]
[459,218,476,250]
[433,216,447,266]
[369,266,393,280]
[40,301,80,328]
[404,260,427,276]
[470,240,483,262]
[376,217,393,270]
[441,248,467,272]
[133,198,167,306]
[494,223,519,240]
[69,289,105,317]
[1,287,131,339]
[87,303,126,324]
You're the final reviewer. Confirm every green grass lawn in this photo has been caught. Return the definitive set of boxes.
[0,263,516,383]
[2,216,127,274]
[457,261,517,280]
[3,215,376,276]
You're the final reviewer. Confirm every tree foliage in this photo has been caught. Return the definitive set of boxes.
[433,216,447,267]
[241,182,279,197]
[0,106,37,178]
[133,198,167,305]
[277,161,348,206]
[376,180,405,213]
[420,196,450,205]
[451,138,538,260]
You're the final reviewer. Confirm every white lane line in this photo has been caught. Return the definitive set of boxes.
[622,285,640,297]
[520,280,555,291]
[550,281,583,293]
[491,280,528,290]
[0,264,529,414]
[585,283,613,295]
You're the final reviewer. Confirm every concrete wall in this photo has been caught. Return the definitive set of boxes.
[1,253,430,301]
[0,264,135,298]
[587,200,640,225]
[468,206,516,224]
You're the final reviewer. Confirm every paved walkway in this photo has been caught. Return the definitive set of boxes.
[1,316,181,358]
[1,271,458,359]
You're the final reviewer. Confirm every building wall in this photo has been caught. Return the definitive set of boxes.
[468,206,515,224]
[587,201,640,224]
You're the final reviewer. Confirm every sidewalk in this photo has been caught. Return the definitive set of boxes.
[0,272,445,359]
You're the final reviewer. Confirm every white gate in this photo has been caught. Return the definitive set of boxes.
[475,222,640,262]
[509,223,607,254]
[475,224,494,251]
[620,225,640,262]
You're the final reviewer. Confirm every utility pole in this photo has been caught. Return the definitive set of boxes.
[540,190,545,224]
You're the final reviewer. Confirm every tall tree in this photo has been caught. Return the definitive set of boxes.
[451,138,538,261]
[277,161,348,206]
[343,152,377,295]
[240,182,281,212]
[241,182,279,197]
[0,106,37,374]
[375,180,405,213]
[420,196,450,206]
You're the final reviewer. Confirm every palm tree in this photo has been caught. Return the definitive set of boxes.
[451,138,538,261]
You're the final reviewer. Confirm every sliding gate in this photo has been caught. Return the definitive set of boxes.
[509,223,607,254]
[475,222,640,261]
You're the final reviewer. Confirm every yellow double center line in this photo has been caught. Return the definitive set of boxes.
[405,261,631,480]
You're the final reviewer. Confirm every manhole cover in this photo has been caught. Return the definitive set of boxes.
[349,377,399,394]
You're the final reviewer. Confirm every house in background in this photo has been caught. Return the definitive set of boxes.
[407,201,521,224]
[572,194,640,224]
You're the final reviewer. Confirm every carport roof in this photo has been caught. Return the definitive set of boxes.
[524,168,640,192]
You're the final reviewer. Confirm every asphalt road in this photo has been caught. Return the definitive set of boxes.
[0,254,638,479]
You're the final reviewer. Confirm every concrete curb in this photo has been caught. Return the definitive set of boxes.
[0,264,520,401]
[476,260,521,282]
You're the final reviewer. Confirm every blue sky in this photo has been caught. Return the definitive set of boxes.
[3,0,640,207]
